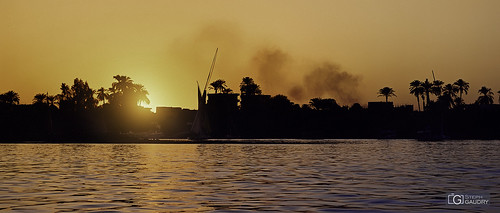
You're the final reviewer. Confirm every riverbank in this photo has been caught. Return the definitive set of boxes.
[2,138,500,145]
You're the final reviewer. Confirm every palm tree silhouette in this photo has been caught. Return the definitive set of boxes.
[110,75,133,106]
[453,79,469,104]
[0,91,20,105]
[421,79,433,108]
[112,75,134,92]
[46,95,56,107]
[240,77,262,95]
[71,78,97,110]
[439,84,458,109]
[96,87,109,105]
[378,87,396,102]
[442,84,458,97]
[409,80,424,111]
[33,93,48,104]
[476,86,494,105]
[431,80,444,97]
[60,83,72,100]
[134,84,150,105]
[421,93,426,110]
[109,75,149,107]
[453,78,469,105]
[56,83,73,110]
[209,79,227,94]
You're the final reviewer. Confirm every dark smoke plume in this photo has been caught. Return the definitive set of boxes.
[294,63,361,104]
[170,23,362,106]
[252,48,290,94]
[252,47,361,105]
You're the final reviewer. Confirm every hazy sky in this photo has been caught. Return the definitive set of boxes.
[1,0,499,110]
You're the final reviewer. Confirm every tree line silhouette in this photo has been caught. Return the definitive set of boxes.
[0,75,499,141]
[371,79,499,140]
[201,76,499,139]
[0,75,154,141]
[407,78,492,111]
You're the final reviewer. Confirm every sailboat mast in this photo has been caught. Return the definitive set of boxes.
[204,48,218,92]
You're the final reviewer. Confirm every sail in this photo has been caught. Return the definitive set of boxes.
[191,48,218,138]
[191,83,209,137]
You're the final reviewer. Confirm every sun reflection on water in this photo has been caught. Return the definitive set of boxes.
[0,141,499,212]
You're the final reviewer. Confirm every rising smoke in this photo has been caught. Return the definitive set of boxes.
[170,23,362,106]
[295,62,361,104]
[251,48,290,94]
[251,47,362,105]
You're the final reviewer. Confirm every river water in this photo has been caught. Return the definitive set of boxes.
[0,140,499,212]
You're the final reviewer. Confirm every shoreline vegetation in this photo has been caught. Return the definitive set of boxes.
[1,75,499,142]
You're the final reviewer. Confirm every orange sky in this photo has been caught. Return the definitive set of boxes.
[1,0,500,110]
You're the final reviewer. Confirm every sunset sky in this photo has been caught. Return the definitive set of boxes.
[1,0,499,110]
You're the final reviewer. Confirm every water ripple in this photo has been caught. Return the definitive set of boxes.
[0,140,499,212]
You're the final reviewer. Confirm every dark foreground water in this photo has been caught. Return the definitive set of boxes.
[0,140,499,212]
